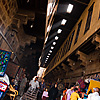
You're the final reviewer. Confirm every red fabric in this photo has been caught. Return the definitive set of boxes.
[78,88,81,92]
[42,96,47,100]
[62,97,65,100]
[62,90,67,100]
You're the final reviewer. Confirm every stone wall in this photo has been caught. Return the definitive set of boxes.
[0,0,18,34]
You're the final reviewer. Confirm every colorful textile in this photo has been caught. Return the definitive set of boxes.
[87,80,100,94]
[0,81,8,92]
[0,74,10,85]
[0,49,11,76]
[78,79,85,89]
[0,91,3,99]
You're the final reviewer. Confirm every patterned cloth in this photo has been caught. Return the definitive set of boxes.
[78,79,85,89]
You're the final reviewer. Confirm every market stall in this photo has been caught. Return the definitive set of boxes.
[0,49,11,99]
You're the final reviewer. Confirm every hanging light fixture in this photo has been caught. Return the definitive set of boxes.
[61,19,67,25]
[48,53,51,56]
[67,4,74,13]
[49,50,52,53]
[51,46,54,49]
[57,29,62,34]
[55,36,59,40]
[53,42,56,45]
[47,56,49,58]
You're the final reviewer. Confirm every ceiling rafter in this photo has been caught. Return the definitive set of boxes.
[56,14,78,21]
[72,0,88,5]
[60,26,72,32]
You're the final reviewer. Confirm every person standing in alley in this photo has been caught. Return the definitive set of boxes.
[28,76,40,95]
[42,88,49,100]
[19,74,27,96]
[40,79,46,97]
[48,83,58,100]
[66,85,74,100]
[70,88,80,100]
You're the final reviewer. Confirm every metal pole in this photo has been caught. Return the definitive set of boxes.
[0,31,20,63]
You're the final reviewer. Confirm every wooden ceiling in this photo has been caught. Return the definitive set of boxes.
[41,0,91,67]
[16,0,91,78]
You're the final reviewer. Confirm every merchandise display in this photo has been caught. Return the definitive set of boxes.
[0,49,11,76]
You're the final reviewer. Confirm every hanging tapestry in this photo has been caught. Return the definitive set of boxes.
[0,49,11,76]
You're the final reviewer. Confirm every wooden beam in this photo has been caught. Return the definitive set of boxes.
[66,68,83,78]
[67,58,76,70]
[76,50,87,67]
[76,51,87,57]
[61,63,69,72]
[92,34,100,43]
[92,34,100,50]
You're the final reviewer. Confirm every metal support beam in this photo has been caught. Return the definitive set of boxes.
[0,31,20,63]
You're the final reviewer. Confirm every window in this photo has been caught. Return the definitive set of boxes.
[67,38,71,50]
[69,30,75,49]
[99,12,100,19]
[65,40,68,53]
[68,31,75,50]
[84,3,94,34]
[74,20,82,44]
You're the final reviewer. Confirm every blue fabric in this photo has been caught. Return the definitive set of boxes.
[84,94,88,99]
[39,82,46,93]
[0,49,11,76]
[0,91,3,99]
